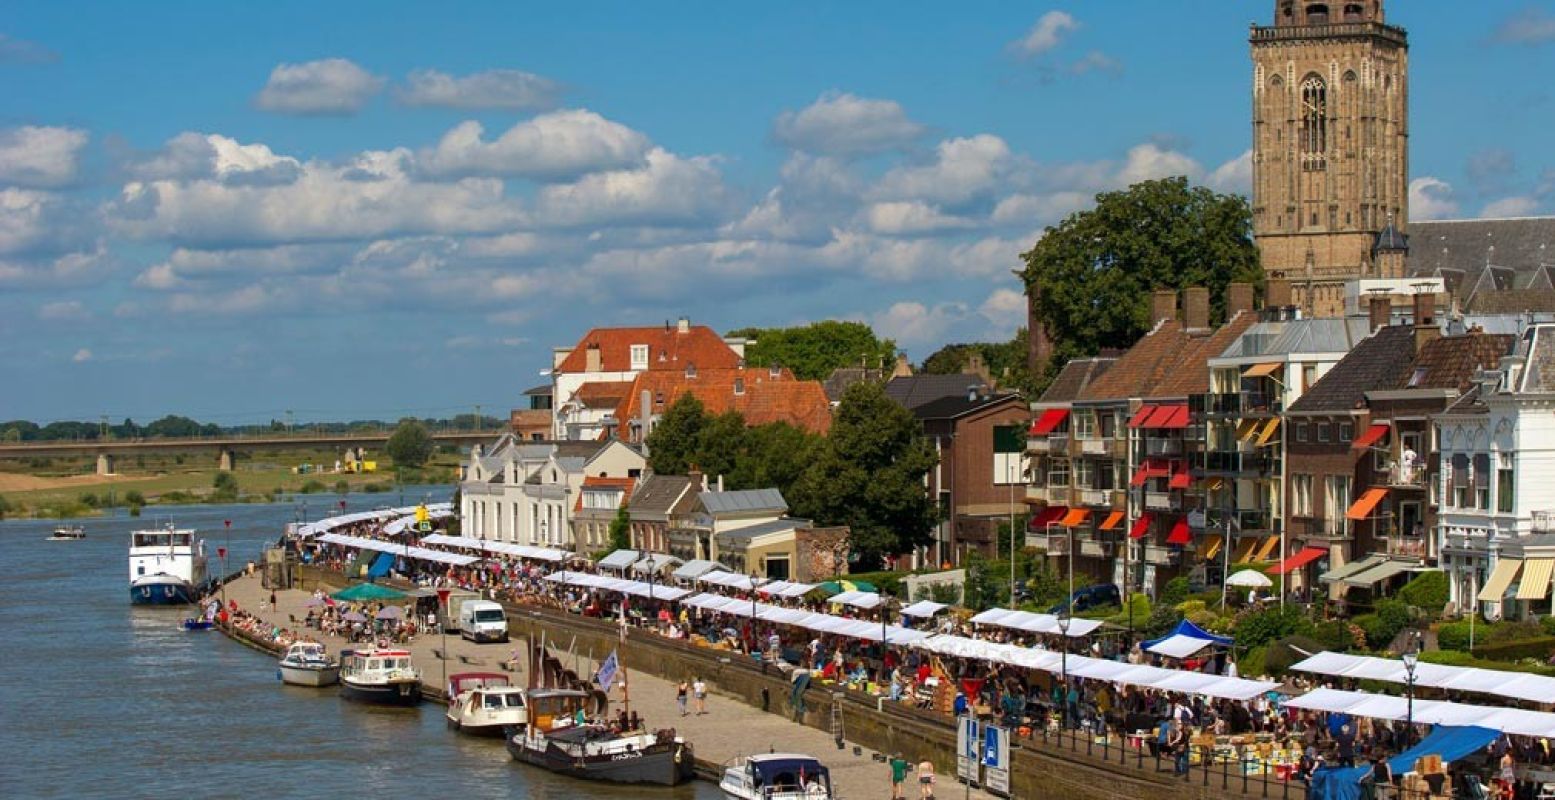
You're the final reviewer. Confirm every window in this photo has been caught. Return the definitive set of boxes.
[1048,459,1070,488]
[1295,422,1310,443]
[629,344,649,370]
[1451,454,1470,508]
[1338,422,1353,442]
[1475,454,1491,510]
[1317,423,1332,443]
[1292,474,1314,517]
[1303,364,1318,393]
[1497,453,1515,514]
[1407,368,1427,388]
[993,425,1025,485]
[1073,410,1096,440]
[1073,459,1095,490]
[1324,476,1351,536]
[1099,412,1117,440]
[1301,75,1328,169]
[733,377,745,395]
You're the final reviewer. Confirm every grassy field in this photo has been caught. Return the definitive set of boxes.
[0,446,461,518]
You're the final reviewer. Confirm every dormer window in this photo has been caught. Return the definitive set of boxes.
[685,362,697,379]
[769,364,781,379]
[1407,368,1427,388]
[734,378,745,395]
[630,344,648,370]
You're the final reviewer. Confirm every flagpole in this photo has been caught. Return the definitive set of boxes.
[619,604,631,723]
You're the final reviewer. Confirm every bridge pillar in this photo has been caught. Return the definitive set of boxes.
[96,453,115,476]
[218,449,236,471]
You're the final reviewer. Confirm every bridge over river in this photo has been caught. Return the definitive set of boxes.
[0,430,498,474]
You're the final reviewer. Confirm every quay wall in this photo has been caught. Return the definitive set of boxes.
[285,566,1280,800]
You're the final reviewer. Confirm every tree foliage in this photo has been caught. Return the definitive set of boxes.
[788,381,938,570]
[385,419,434,468]
[645,394,822,500]
[1020,177,1262,371]
[644,394,706,475]
[919,329,1038,397]
[725,320,897,381]
[608,504,631,552]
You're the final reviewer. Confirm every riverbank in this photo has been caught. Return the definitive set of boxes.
[218,570,977,799]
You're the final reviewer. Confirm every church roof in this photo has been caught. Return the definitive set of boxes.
[1407,217,1555,309]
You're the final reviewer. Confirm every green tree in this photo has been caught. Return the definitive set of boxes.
[693,411,747,480]
[919,331,1038,397]
[385,419,434,468]
[211,471,239,501]
[0,493,12,518]
[788,381,938,570]
[725,320,897,381]
[1020,177,1262,377]
[727,422,823,497]
[644,394,707,474]
[607,504,631,552]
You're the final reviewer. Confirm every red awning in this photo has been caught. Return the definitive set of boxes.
[1030,408,1070,436]
[1127,405,1158,428]
[1131,458,1171,486]
[1269,546,1328,575]
[1141,405,1177,429]
[1346,487,1389,521]
[1352,423,1391,451]
[1129,513,1154,540]
[1166,518,1192,546]
[1169,470,1191,490]
[1157,404,1191,429]
[1028,505,1068,531]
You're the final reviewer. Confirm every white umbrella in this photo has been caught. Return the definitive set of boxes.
[1226,569,1274,588]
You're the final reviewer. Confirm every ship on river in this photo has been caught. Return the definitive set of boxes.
[128,524,207,605]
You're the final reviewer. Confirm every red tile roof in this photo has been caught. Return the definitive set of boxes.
[574,476,636,513]
[572,380,635,409]
[556,324,744,374]
[613,367,833,439]
[1079,312,1256,402]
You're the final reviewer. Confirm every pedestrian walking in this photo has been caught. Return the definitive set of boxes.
[676,680,689,716]
[889,753,909,799]
[693,676,707,715]
[916,759,935,799]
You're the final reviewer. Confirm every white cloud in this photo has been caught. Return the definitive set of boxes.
[874,135,1017,207]
[167,284,281,315]
[397,68,562,110]
[135,243,350,290]
[418,110,651,181]
[1116,143,1202,186]
[1480,196,1540,218]
[254,58,384,115]
[1409,177,1460,221]
[38,300,90,321]
[978,288,1027,338]
[1494,7,1555,45]
[535,147,728,227]
[129,132,301,185]
[0,34,58,64]
[1012,11,1080,57]
[771,91,925,156]
[1068,51,1122,76]
[863,201,973,235]
[0,126,89,188]
[1207,150,1252,195]
[991,192,1090,226]
[71,347,92,363]
[869,301,969,348]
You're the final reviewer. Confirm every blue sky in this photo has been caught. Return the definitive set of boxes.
[3,1,1553,424]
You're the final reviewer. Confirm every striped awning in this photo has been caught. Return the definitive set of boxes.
[1341,559,1416,588]
[1253,537,1281,562]
[1478,559,1523,602]
[1059,508,1092,528]
[1320,554,1384,584]
[1517,559,1555,601]
[1233,537,1260,564]
[1196,535,1223,560]
[1255,418,1282,446]
[1030,408,1070,436]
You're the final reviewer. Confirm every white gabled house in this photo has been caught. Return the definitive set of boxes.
[459,433,645,550]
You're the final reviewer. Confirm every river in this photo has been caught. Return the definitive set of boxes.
[0,493,722,800]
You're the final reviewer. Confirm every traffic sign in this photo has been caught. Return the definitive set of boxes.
[956,715,980,784]
[982,723,1011,795]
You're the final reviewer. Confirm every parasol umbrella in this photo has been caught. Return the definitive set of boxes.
[374,606,404,620]
[331,583,407,602]
[302,597,328,608]
[341,611,368,623]
[816,579,877,596]
[1226,569,1274,588]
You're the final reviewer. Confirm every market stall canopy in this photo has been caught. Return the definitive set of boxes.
[700,571,763,591]
[828,590,882,610]
[1141,619,1234,660]
[419,534,570,562]
[1310,726,1501,800]
[816,579,877,595]
[1283,688,1555,738]
[595,549,639,571]
[756,580,818,599]
[317,533,482,566]
[542,569,690,601]
[969,607,1103,638]
[630,554,682,576]
[670,559,728,581]
[381,503,454,535]
[332,583,407,602]
[900,600,948,618]
[1290,651,1555,705]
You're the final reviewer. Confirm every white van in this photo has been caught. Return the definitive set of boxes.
[458,600,508,643]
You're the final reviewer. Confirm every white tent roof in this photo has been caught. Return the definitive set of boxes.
[969,608,1103,638]
[757,580,818,599]
[900,600,948,618]
[828,590,882,610]
[630,554,681,575]
[596,549,639,570]
[1290,650,1555,706]
[296,503,451,538]
[1146,634,1216,660]
[316,532,480,566]
[671,559,727,581]
[1283,687,1555,738]
[699,571,763,591]
[380,503,455,535]
[418,534,570,562]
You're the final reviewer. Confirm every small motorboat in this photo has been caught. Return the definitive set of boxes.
[339,647,420,705]
[182,618,215,631]
[279,642,341,687]
[445,672,526,736]
[48,525,86,541]
[720,753,834,800]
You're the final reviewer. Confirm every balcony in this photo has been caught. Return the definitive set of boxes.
[1236,509,1279,534]
[1145,492,1181,511]
[1079,538,1111,559]
[1081,438,1123,457]
[1143,545,1179,566]
[1442,530,1490,555]
[1025,485,1059,505]
[1143,438,1182,457]
[1078,488,1109,507]
[1385,536,1428,559]
[1189,392,1282,419]
[1048,436,1069,453]
[1385,466,1428,489]
[1190,450,1271,475]
[1028,532,1069,554]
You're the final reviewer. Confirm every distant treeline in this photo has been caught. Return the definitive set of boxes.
[0,414,506,442]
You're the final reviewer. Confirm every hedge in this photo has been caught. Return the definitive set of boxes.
[1470,637,1555,663]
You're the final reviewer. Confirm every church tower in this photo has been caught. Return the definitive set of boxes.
[1251,1,1409,317]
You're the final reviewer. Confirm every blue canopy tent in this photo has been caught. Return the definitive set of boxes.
[366,552,395,580]
[1308,726,1500,800]
[1141,619,1235,658]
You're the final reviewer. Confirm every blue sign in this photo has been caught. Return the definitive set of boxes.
[982,725,1004,767]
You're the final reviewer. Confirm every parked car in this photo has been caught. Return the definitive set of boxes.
[1049,583,1121,615]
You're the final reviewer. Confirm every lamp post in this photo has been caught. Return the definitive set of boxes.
[437,587,451,694]
[222,518,232,607]
[1057,614,1072,729]
[1008,461,1018,610]
[1402,646,1419,748]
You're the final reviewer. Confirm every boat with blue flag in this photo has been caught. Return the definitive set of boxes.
[128,524,207,605]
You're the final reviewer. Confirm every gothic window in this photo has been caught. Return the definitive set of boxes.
[1300,74,1328,170]
[1343,4,1364,21]
[1306,4,1330,24]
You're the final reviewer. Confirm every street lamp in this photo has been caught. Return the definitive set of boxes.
[437,587,451,695]
[1402,646,1419,748]
[1009,461,1018,610]
[1057,614,1072,729]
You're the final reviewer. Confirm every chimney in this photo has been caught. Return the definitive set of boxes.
[1227,282,1254,318]
[584,342,602,373]
[893,352,913,378]
[638,389,652,448]
[688,468,704,491]
[677,316,690,334]
[1368,293,1392,333]
[1266,278,1292,309]
[1183,287,1210,331]
[717,474,725,492]
[1413,291,1440,349]
[1150,289,1178,325]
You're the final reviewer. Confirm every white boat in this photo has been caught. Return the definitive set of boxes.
[278,642,340,687]
[129,524,208,605]
[339,647,421,706]
[48,525,85,541]
[445,672,526,736]
[720,754,834,800]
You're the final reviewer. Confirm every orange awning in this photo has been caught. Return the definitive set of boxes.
[1254,537,1282,562]
[1255,418,1282,446]
[1242,362,1283,379]
[1030,408,1070,436]
[1127,405,1158,428]
[1059,508,1092,528]
[1129,513,1154,540]
[1270,546,1327,575]
[1352,423,1390,451]
[1346,487,1389,521]
[1099,511,1125,531]
[1166,518,1192,545]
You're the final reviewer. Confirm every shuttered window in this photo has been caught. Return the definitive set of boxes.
[1475,454,1492,510]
